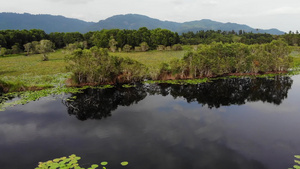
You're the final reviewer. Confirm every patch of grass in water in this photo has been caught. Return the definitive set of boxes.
[122,84,136,88]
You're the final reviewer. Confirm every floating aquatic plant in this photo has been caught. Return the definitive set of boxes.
[35,155,128,169]
[288,155,300,169]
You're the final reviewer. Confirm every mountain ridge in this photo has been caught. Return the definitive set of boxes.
[0,12,285,35]
[0,12,95,33]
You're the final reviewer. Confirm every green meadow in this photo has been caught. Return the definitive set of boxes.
[0,50,69,91]
[0,50,187,92]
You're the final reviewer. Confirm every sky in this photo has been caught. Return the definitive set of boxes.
[0,0,299,32]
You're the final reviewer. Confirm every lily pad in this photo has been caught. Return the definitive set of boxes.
[120,161,129,166]
[101,161,108,166]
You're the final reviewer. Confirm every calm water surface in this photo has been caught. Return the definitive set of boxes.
[1,76,300,169]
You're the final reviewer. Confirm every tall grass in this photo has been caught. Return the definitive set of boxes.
[112,50,186,78]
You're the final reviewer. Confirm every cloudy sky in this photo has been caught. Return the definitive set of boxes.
[0,0,299,32]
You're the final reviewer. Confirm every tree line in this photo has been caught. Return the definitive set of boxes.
[0,27,180,55]
[1,28,300,56]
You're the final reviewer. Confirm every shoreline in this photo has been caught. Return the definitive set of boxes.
[0,71,289,93]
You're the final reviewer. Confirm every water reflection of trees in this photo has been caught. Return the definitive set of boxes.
[64,86,147,120]
[64,76,293,120]
[150,76,293,108]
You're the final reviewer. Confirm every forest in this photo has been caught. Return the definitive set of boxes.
[1,28,300,55]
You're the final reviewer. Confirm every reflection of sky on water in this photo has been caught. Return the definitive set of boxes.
[0,76,300,169]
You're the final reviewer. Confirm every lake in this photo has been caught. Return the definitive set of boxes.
[0,75,300,169]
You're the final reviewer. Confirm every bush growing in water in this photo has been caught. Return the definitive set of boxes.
[66,47,148,84]
[162,40,293,78]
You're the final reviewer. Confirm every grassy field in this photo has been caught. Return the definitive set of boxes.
[112,50,186,69]
[112,50,187,77]
[0,50,69,91]
[0,50,67,76]
[0,50,187,91]
[1,50,186,76]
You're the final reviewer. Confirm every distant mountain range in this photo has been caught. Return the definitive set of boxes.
[0,12,285,35]
[0,12,94,33]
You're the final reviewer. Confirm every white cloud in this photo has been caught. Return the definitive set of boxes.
[201,0,218,6]
[45,0,95,4]
[265,6,300,15]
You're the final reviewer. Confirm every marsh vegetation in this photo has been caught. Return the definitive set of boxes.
[0,27,300,111]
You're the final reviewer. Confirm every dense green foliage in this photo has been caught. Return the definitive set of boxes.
[181,30,280,45]
[66,47,148,84]
[91,27,180,49]
[24,40,55,60]
[163,40,292,78]
[0,29,47,55]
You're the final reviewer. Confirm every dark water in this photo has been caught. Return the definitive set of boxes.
[1,76,300,169]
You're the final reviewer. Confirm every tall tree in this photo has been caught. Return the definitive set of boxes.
[38,40,54,61]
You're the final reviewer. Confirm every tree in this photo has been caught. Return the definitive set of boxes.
[109,37,118,52]
[63,32,84,45]
[0,34,6,48]
[0,47,7,56]
[49,32,65,49]
[123,44,132,52]
[23,42,33,55]
[29,29,47,41]
[31,41,40,54]
[11,44,22,54]
[136,27,151,46]
[38,40,54,61]
[140,42,149,52]
[92,30,110,48]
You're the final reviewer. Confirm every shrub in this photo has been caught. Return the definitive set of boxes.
[66,47,148,84]
[157,45,165,51]
[172,44,183,51]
